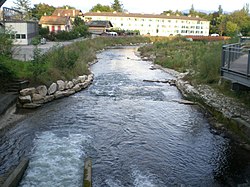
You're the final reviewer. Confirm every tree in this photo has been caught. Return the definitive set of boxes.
[12,0,32,19]
[90,3,113,12]
[189,4,195,15]
[31,3,56,20]
[226,21,238,36]
[58,5,76,9]
[112,0,123,12]
[218,5,223,15]
[161,10,183,16]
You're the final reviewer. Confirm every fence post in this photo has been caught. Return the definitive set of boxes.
[228,46,231,69]
[221,46,226,69]
[247,50,250,76]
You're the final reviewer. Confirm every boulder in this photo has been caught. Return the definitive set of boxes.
[36,85,47,97]
[44,95,55,103]
[64,90,75,97]
[19,95,32,103]
[48,83,57,95]
[79,82,89,89]
[66,81,74,89]
[57,80,65,91]
[72,84,81,92]
[20,87,36,96]
[77,75,87,83]
[22,103,41,109]
[54,91,65,99]
[72,78,80,85]
[32,93,44,103]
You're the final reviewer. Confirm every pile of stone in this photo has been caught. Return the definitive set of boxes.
[18,74,94,109]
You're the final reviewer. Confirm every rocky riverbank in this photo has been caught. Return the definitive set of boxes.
[153,64,250,148]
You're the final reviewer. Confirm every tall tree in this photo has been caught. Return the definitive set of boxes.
[112,0,123,12]
[218,5,223,15]
[57,5,76,9]
[189,4,195,15]
[31,3,55,20]
[90,4,113,12]
[12,0,31,19]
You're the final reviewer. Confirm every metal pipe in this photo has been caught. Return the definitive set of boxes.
[247,50,250,76]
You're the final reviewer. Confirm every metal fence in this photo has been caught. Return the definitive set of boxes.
[221,42,250,88]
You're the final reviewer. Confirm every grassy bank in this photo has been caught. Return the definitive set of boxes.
[0,36,150,89]
[138,37,250,107]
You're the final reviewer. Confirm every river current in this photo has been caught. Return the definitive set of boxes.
[0,46,250,186]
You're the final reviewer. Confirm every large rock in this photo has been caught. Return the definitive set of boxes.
[20,87,36,96]
[87,74,94,82]
[32,93,44,103]
[72,78,80,85]
[19,95,32,103]
[44,95,55,103]
[66,81,74,89]
[54,91,65,99]
[79,82,89,89]
[36,85,47,97]
[48,83,57,95]
[22,103,41,109]
[72,84,81,92]
[77,75,87,83]
[57,80,65,91]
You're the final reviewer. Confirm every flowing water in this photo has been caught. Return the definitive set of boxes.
[0,46,250,187]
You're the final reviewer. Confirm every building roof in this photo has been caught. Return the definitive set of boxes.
[84,12,208,21]
[52,9,82,17]
[39,16,69,25]
[86,20,113,28]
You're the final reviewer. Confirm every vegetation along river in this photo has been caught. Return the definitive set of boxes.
[1,46,250,186]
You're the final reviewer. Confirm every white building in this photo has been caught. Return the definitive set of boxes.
[5,21,39,45]
[83,12,210,37]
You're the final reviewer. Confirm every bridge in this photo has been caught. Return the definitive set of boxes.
[221,41,250,90]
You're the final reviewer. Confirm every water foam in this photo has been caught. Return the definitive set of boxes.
[20,131,90,187]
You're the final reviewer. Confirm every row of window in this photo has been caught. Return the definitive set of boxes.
[101,17,206,24]
[10,34,26,39]
[119,23,206,30]
[140,29,205,34]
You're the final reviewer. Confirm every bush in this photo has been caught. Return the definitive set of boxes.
[0,33,13,57]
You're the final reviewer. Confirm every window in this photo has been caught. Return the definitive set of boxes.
[10,34,15,39]
[58,26,61,31]
[16,34,20,39]
[121,23,123,26]
[52,26,55,32]
[21,34,26,39]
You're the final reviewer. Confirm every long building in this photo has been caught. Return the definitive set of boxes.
[83,12,210,37]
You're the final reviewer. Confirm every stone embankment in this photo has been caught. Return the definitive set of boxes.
[17,74,94,109]
[153,64,250,145]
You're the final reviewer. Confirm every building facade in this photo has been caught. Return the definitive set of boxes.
[5,21,38,45]
[83,12,210,37]
[39,16,72,33]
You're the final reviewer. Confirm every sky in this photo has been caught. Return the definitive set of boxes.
[3,0,250,14]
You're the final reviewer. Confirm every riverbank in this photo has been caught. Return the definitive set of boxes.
[152,63,250,149]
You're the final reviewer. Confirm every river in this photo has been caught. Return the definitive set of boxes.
[0,46,250,186]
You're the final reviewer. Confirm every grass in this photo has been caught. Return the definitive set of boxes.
[138,36,250,107]
[0,36,150,88]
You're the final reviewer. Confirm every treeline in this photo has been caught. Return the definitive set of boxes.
[161,4,250,36]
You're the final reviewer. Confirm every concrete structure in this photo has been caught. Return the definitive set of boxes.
[83,12,210,37]
[39,15,72,33]
[86,20,113,35]
[5,21,38,45]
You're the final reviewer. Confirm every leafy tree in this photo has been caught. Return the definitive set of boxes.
[12,0,32,19]
[90,3,113,12]
[226,21,238,36]
[0,33,13,57]
[31,3,56,20]
[57,5,76,9]
[218,5,223,15]
[161,10,183,16]
[189,4,195,15]
[112,0,123,12]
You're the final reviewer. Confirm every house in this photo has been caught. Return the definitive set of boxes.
[83,12,210,37]
[52,7,83,21]
[86,20,113,35]
[4,20,38,45]
[39,15,72,33]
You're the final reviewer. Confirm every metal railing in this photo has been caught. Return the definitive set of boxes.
[221,42,250,88]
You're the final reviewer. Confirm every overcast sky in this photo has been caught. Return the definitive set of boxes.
[3,0,250,14]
